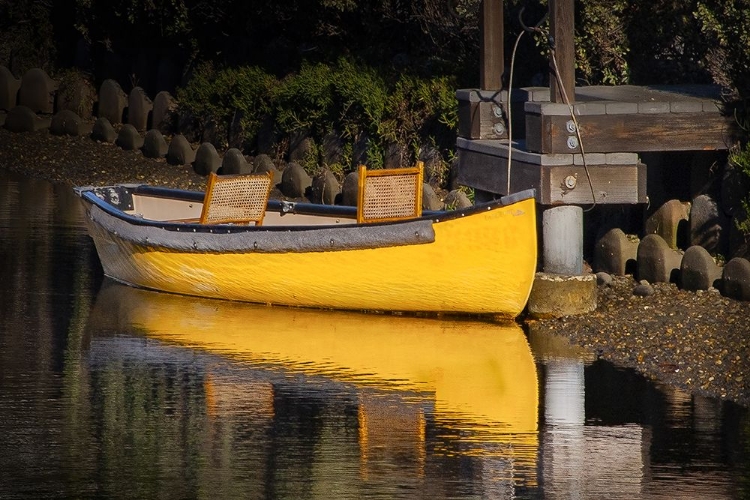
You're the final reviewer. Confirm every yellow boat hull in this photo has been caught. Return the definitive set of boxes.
[79,186,537,317]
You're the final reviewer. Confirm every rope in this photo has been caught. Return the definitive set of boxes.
[505,6,597,210]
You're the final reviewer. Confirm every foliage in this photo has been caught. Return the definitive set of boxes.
[74,0,192,48]
[175,63,276,147]
[174,57,458,180]
[575,0,630,85]
[273,62,336,138]
[0,0,57,74]
[380,73,459,164]
[695,0,750,99]
[729,142,750,234]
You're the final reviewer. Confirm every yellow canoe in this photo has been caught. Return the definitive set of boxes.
[76,184,537,318]
[91,282,539,466]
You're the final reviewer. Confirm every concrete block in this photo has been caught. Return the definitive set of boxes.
[593,228,639,276]
[280,162,312,198]
[252,154,274,172]
[18,68,56,114]
[166,134,195,165]
[127,86,152,131]
[680,245,722,291]
[152,91,176,133]
[115,124,144,151]
[50,110,84,136]
[98,79,128,124]
[573,101,606,116]
[645,199,690,249]
[221,148,252,175]
[722,257,750,301]
[573,153,606,165]
[310,168,340,205]
[443,189,472,210]
[638,102,670,114]
[91,117,116,143]
[193,142,221,176]
[422,183,442,211]
[527,272,597,318]
[341,171,359,206]
[670,101,703,113]
[253,154,281,184]
[142,129,168,158]
[690,193,725,253]
[0,66,20,111]
[637,233,683,283]
[605,101,638,114]
[4,105,47,132]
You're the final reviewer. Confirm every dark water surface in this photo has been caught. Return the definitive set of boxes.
[0,170,747,499]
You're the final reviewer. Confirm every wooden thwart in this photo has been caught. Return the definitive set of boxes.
[357,162,424,224]
[200,171,274,225]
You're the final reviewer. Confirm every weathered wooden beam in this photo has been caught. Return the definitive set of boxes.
[549,0,575,103]
[456,138,647,204]
[526,112,734,154]
[480,0,504,90]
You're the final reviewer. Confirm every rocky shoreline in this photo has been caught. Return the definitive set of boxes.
[0,126,747,408]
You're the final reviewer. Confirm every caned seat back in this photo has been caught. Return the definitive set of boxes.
[356,162,424,224]
[200,171,274,225]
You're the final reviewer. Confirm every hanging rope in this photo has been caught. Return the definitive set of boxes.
[506,6,597,210]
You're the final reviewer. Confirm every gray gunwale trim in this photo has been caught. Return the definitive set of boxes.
[87,204,436,253]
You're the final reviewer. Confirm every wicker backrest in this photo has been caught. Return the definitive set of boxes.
[199,171,274,225]
[356,162,424,224]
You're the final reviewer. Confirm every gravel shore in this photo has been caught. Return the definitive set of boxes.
[1,126,747,408]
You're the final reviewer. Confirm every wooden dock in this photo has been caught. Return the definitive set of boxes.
[456,84,737,205]
[463,0,738,207]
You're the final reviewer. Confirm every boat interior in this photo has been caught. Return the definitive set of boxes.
[88,164,437,228]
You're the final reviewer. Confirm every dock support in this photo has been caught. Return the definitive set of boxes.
[480,0,504,90]
[528,206,596,318]
[549,0,576,104]
[543,205,583,274]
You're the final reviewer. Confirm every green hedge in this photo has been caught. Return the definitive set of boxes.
[176,58,459,176]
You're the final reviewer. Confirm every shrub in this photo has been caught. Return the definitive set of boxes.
[274,62,336,139]
[695,0,750,99]
[272,59,457,177]
[176,63,277,149]
[380,73,458,164]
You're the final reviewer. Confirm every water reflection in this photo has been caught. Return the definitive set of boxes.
[85,281,540,497]
[529,328,747,499]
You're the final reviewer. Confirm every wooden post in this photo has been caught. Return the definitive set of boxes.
[549,0,575,103]
[480,0,504,90]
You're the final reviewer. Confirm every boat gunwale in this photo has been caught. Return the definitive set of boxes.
[74,183,537,234]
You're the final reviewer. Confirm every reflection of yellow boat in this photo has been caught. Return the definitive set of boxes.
[92,281,539,481]
[96,281,538,433]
